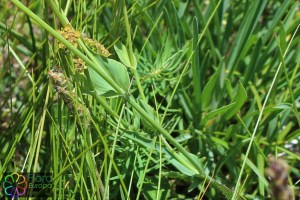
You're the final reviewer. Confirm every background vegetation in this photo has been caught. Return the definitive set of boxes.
[1,0,300,199]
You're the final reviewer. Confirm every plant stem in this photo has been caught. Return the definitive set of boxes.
[122,0,146,100]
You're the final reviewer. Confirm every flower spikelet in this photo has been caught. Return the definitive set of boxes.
[73,58,87,74]
[57,24,81,49]
[83,37,111,57]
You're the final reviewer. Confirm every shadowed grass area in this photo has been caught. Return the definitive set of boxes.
[0,0,300,199]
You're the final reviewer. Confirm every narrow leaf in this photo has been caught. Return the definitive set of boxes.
[138,99,158,130]
[224,82,247,120]
[201,103,236,127]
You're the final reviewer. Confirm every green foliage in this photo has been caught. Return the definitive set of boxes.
[88,56,130,97]
[1,0,300,199]
[114,42,137,69]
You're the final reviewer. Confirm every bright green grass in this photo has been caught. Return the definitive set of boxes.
[1,0,300,199]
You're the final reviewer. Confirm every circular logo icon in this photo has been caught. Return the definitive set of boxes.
[2,172,28,198]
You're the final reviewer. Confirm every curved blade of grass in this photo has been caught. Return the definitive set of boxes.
[201,102,236,126]
[192,16,201,117]
[224,82,247,120]
[201,58,225,109]
[227,0,268,74]
[262,0,294,44]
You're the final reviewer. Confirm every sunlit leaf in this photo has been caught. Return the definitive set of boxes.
[114,41,137,69]
[88,56,130,97]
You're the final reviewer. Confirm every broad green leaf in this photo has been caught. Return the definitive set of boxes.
[88,56,130,97]
[88,66,117,97]
[102,58,130,91]
[223,82,247,120]
[114,41,137,69]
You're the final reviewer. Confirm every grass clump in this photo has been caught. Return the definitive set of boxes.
[0,0,300,199]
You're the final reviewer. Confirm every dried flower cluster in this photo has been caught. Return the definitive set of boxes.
[73,57,87,74]
[265,156,292,200]
[56,24,111,58]
[83,37,111,57]
[47,68,67,87]
[57,24,81,49]
[48,67,90,123]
